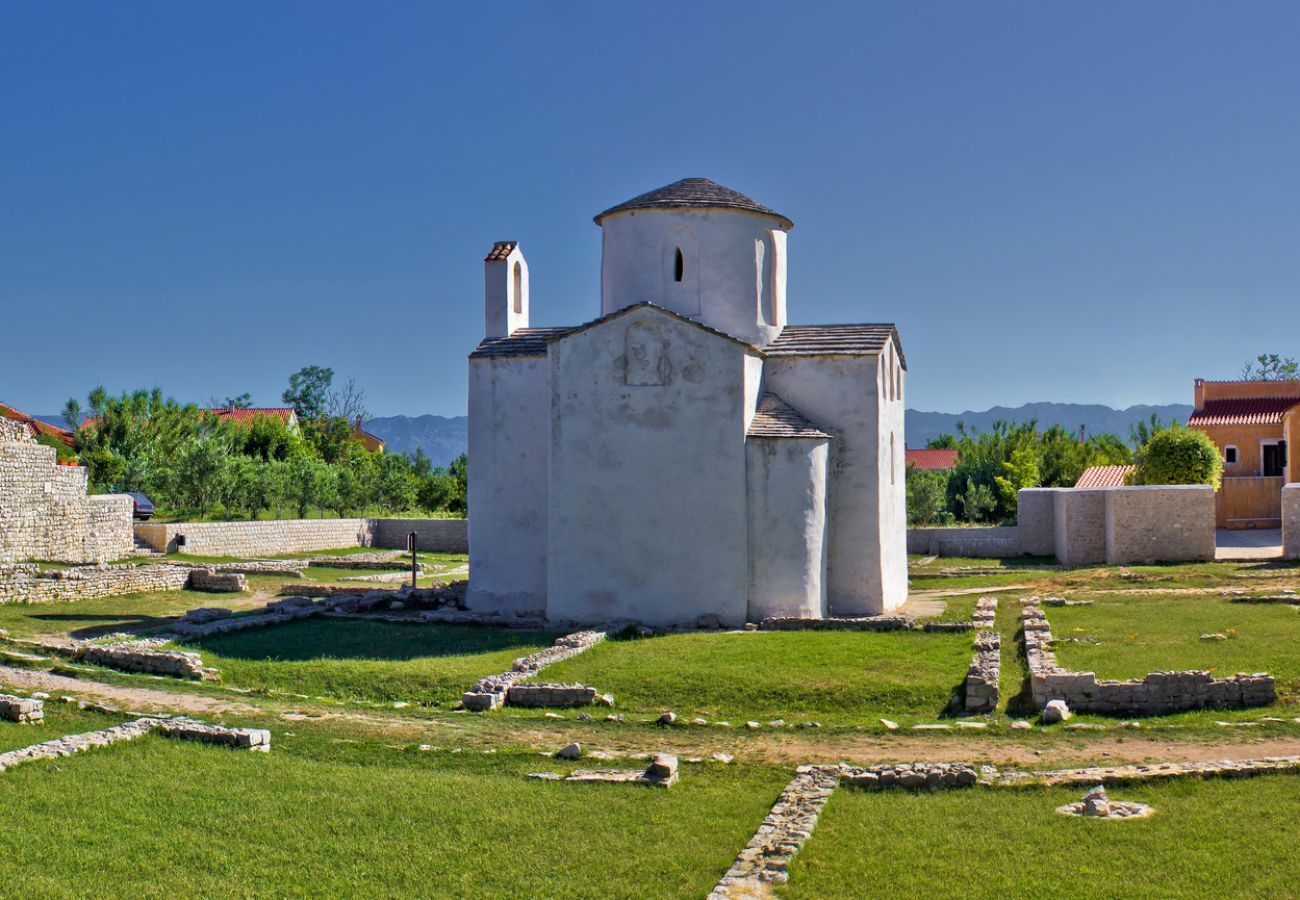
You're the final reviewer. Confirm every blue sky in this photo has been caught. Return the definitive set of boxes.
[4,2,1299,418]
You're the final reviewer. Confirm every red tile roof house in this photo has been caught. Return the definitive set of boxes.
[1075,464,1135,488]
[1187,378,1300,529]
[0,402,75,448]
[905,448,958,471]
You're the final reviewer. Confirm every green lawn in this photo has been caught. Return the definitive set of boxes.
[188,619,556,704]
[536,631,972,724]
[785,776,1300,898]
[0,588,263,641]
[1049,593,1300,701]
[0,732,785,898]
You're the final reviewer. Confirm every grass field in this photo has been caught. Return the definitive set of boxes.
[189,619,556,704]
[537,630,971,724]
[785,775,1300,898]
[0,729,786,898]
[1049,593,1300,701]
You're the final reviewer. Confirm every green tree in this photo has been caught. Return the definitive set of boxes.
[1133,426,1223,489]
[926,434,957,449]
[282,365,335,421]
[994,446,1040,516]
[1129,413,1174,449]
[222,393,253,409]
[1241,354,1299,381]
[906,467,948,526]
[954,478,996,523]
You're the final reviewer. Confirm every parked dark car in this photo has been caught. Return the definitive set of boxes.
[127,492,154,520]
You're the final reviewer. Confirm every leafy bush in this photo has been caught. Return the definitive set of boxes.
[1133,426,1223,489]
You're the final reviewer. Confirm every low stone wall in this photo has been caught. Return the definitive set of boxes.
[133,517,469,558]
[964,598,1000,713]
[709,764,841,898]
[910,486,1216,565]
[371,518,468,553]
[0,564,192,604]
[77,643,214,679]
[133,519,375,557]
[906,526,1022,558]
[155,717,271,751]
[0,694,43,723]
[1021,597,1275,715]
[463,630,607,711]
[759,615,915,632]
[1284,484,1300,560]
[505,683,598,708]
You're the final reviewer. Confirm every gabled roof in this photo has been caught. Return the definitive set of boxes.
[747,393,831,440]
[905,448,958,471]
[1075,464,1135,488]
[470,326,577,359]
[1187,397,1300,426]
[765,324,905,367]
[0,403,74,447]
[594,178,793,229]
[547,302,760,352]
[485,241,518,262]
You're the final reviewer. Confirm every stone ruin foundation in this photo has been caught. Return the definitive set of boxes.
[1056,786,1153,820]
[1021,597,1275,715]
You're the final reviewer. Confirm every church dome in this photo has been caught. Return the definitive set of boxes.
[594,178,793,229]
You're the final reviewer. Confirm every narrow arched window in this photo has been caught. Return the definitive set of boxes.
[512,261,523,314]
[674,248,684,283]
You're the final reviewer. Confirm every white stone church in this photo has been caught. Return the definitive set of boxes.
[467,178,907,627]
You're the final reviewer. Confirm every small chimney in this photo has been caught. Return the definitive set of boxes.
[1078,424,1086,443]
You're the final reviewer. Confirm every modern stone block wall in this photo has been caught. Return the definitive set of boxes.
[904,526,1021,557]
[371,518,469,553]
[908,485,1216,565]
[1104,486,1216,564]
[0,424,133,564]
[1283,484,1300,560]
[1053,489,1108,565]
[1021,597,1275,714]
[134,517,468,557]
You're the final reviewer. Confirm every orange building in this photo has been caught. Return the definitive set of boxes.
[1188,379,1300,529]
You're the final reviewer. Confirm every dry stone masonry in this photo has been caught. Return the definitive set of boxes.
[758,614,916,632]
[1056,786,1153,819]
[709,764,841,898]
[528,752,678,788]
[133,517,467,557]
[462,630,608,711]
[0,419,133,564]
[0,716,270,774]
[77,642,216,680]
[964,597,1001,713]
[1021,597,1275,715]
[0,694,43,723]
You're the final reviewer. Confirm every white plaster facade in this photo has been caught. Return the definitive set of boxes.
[467,178,907,626]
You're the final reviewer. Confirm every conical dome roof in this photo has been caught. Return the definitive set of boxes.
[593,177,792,228]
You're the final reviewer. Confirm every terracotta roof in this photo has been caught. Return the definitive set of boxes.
[594,178,793,229]
[765,324,905,366]
[905,448,958,471]
[747,393,831,440]
[1075,464,1135,488]
[205,408,297,425]
[0,403,74,447]
[1187,397,1300,426]
[484,241,517,262]
[469,326,576,359]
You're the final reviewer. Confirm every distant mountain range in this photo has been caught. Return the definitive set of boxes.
[363,415,467,467]
[905,403,1192,448]
[40,402,1194,464]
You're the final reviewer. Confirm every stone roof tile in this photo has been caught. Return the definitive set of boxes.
[747,393,831,440]
[594,178,792,228]
[765,324,905,367]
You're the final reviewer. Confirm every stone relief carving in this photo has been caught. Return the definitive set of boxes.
[624,321,671,386]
